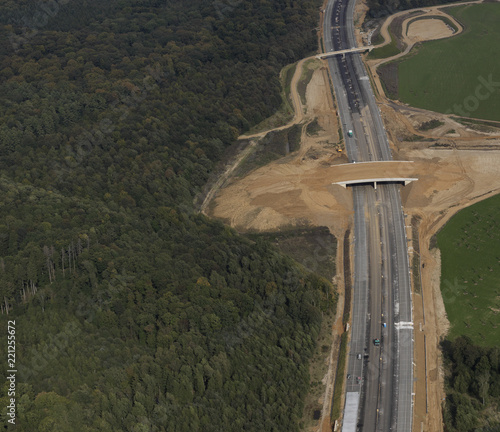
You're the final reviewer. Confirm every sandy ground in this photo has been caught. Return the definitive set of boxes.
[382,102,500,143]
[386,145,500,432]
[407,19,454,42]
[206,1,500,430]
[207,57,348,431]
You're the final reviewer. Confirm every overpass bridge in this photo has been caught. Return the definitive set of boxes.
[316,46,373,59]
[329,161,417,189]
[334,177,418,189]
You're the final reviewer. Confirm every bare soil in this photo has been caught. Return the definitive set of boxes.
[407,19,454,42]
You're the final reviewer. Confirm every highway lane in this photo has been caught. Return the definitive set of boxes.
[377,186,397,431]
[345,187,369,395]
[323,0,413,431]
[358,187,382,431]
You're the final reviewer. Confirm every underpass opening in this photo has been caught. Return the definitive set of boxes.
[334,179,418,189]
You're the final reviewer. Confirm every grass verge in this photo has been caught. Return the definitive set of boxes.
[411,215,422,294]
[306,118,322,136]
[451,116,500,133]
[331,230,351,423]
[331,332,348,420]
[298,59,320,107]
[418,119,444,131]
[368,27,401,59]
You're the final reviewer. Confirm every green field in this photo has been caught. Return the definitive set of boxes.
[368,27,401,60]
[437,193,500,346]
[398,3,500,121]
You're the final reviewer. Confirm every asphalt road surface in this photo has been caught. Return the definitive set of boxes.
[323,0,414,431]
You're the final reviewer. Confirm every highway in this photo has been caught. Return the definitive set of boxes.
[323,0,413,431]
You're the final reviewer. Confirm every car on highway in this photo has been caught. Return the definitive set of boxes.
[347,129,353,137]
[357,353,362,360]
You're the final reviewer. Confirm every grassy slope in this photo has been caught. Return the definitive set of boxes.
[398,3,500,121]
[368,27,401,59]
[437,193,500,347]
[297,59,320,106]
[246,62,298,135]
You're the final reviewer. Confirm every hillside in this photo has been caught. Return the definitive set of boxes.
[0,1,335,431]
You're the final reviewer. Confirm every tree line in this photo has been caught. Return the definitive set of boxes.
[367,0,460,17]
[442,336,500,432]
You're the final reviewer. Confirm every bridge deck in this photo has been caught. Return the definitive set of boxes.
[334,178,418,188]
[316,46,373,59]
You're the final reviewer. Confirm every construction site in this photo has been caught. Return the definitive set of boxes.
[201,1,500,430]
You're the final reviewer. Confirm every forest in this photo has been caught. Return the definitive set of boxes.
[0,0,335,430]
[366,0,459,17]
[442,337,500,431]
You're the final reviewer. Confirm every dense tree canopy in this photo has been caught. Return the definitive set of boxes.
[367,0,460,17]
[442,337,500,432]
[0,0,334,430]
